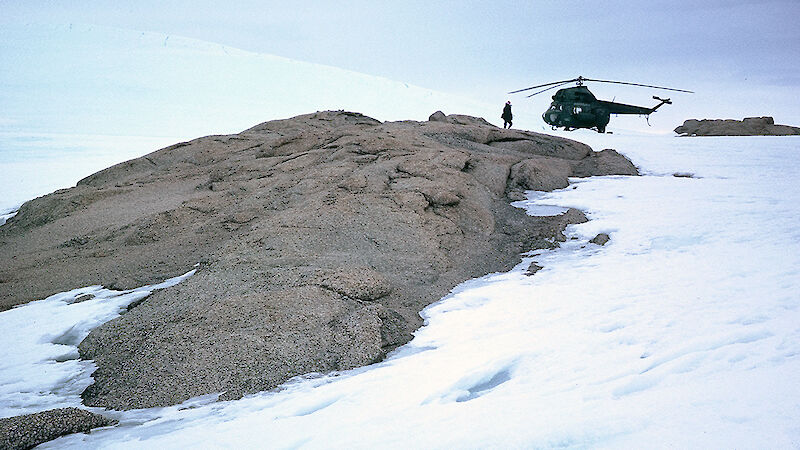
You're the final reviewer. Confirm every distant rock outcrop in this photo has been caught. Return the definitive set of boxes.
[674,117,800,136]
[0,111,637,410]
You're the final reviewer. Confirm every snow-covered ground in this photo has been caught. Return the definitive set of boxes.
[0,134,791,448]
[3,21,800,450]
[0,23,496,212]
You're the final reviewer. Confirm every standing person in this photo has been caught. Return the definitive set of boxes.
[502,101,513,129]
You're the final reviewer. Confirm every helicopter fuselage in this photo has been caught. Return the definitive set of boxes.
[542,86,664,133]
[543,86,609,132]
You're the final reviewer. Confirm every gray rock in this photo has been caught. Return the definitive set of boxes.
[525,262,543,276]
[73,293,96,303]
[428,110,447,122]
[0,111,638,410]
[674,117,800,136]
[487,129,591,160]
[570,149,639,177]
[554,208,589,242]
[0,408,115,450]
[591,233,610,245]
[320,268,393,301]
[508,157,572,191]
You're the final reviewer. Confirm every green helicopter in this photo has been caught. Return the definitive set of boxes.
[510,76,692,133]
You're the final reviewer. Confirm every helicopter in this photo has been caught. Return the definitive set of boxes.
[509,76,692,133]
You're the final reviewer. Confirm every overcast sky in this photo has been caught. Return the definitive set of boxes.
[3,1,800,128]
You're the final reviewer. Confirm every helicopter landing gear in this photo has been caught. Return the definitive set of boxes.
[595,110,609,133]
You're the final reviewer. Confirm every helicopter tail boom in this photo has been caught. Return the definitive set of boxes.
[650,96,672,113]
[597,96,673,116]
[597,100,653,116]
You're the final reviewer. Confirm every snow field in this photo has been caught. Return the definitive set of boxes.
[40,136,800,448]
[0,23,497,212]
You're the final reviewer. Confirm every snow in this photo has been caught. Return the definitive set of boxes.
[2,21,800,450]
[512,191,569,217]
[0,132,179,212]
[0,23,495,211]
[0,208,16,226]
[28,135,800,448]
[0,267,197,419]
[1,23,495,137]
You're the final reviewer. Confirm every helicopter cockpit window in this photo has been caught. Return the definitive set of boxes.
[573,106,583,114]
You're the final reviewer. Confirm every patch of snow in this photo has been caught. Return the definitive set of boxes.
[0,206,18,226]
[0,267,197,418]
[511,191,570,216]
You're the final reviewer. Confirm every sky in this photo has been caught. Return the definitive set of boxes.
[2,1,800,131]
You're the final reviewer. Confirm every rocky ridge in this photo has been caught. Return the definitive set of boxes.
[0,111,637,411]
[674,116,800,136]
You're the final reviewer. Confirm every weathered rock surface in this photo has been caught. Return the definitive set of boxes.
[525,262,543,276]
[674,117,800,136]
[590,233,610,246]
[0,111,637,410]
[0,408,114,450]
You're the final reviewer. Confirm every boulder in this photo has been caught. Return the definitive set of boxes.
[428,110,447,122]
[508,157,572,191]
[571,149,639,177]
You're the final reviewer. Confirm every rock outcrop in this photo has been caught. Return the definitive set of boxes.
[0,408,114,450]
[0,111,637,410]
[674,117,800,136]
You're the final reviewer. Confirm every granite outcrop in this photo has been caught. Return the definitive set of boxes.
[674,117,800,136]
[0,111,638,410]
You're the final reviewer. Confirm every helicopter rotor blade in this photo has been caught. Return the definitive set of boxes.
[525,81,573,97]
[508,78,580,94]
[581,78,694,93]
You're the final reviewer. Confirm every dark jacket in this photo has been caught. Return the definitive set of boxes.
[502,104,513,121]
